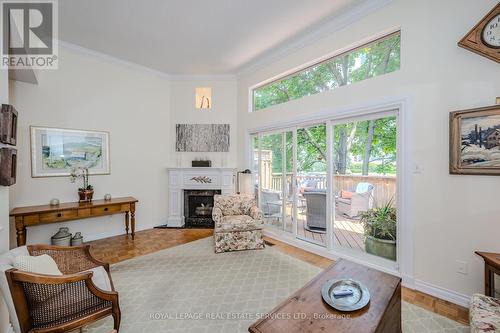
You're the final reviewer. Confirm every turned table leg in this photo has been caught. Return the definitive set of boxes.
[16,225,26,246]
[130,204,136,240]
[125,212,130,235]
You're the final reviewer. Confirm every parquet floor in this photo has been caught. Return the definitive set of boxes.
[87,228,469,325]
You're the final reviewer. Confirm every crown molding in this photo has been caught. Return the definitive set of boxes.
[169,74,236,82]
[59,41,237,81]
[58,40,173,80]
[236,0,393,77]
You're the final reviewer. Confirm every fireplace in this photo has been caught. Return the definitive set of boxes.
[184,189,221,228]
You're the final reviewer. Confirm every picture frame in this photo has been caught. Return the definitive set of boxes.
[450,105,500,175]
[30,126,110,177]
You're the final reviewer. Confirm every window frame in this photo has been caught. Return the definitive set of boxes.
[249,28,401,113]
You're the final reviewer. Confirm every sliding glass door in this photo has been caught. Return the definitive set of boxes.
[250,109,399,267]
[253,130,294,234]
[331,113,398,261]
[296,124,327,247]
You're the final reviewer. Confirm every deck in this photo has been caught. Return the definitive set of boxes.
[265,212,365,252]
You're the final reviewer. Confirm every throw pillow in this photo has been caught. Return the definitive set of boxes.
[341,190,353,199]
[14,254,63,275]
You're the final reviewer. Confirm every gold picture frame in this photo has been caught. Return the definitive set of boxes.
[30,126,110,178]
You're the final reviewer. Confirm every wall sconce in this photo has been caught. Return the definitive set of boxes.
[196,87,212,109]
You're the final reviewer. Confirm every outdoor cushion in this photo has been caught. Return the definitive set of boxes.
[470,293,500,333]
[341,190,353,199]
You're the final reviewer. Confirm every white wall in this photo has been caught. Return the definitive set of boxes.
[9,47,172,244]
[236,0,500,302]
[0,59,10,333]
[169,79,237,168]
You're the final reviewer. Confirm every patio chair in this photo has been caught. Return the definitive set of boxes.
[336,182,374,218]
[303,190,327,234]
[260,189,281,217]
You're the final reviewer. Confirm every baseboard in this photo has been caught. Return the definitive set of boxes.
[84,225,151,242]
[264,230,471,309]
[410,279,471,308]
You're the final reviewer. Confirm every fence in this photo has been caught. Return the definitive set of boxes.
[267,173,396,207]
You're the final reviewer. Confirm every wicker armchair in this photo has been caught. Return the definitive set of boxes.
[0,245,120,333]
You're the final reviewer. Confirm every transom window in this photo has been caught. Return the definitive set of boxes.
[252,31,401,112]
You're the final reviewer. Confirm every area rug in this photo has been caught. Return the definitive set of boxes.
[86,237,468,333]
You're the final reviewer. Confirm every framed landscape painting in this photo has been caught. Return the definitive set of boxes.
[30,126,110,177]
[450,105,500,175]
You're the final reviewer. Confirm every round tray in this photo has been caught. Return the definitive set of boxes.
[321,279,370,312]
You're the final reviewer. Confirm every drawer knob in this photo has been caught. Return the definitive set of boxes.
[104,207,109,211]
[57,213,62,217]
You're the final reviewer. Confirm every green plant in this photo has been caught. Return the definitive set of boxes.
[70,166,93,191]
[360,200,396,241]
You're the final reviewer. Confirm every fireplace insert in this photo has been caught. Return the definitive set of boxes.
[184,189,221,228]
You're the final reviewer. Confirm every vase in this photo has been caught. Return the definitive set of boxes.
[78,189,94,202]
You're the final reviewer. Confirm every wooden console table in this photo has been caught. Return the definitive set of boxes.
[10,197,138,246]
[476,251,500,297]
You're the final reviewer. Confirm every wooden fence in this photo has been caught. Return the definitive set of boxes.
[268,173,396,208]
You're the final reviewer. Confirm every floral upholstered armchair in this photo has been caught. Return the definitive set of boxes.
[470,293,500,333]
[213,194,265,253]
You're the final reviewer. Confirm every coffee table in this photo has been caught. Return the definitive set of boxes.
[248,259,401,333]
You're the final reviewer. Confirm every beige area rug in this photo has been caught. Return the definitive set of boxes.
[86,237,468,333]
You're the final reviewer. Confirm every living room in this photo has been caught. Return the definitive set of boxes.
[0,0,499,332]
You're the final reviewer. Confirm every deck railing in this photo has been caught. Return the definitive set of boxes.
[267,173,396,207]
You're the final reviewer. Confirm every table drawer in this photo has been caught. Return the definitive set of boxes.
[91,205,122,215]
[39,210,78,223]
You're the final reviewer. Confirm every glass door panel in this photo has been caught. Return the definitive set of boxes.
[296,124,327,247]
[259,132,284,229]
[332,115,397,261]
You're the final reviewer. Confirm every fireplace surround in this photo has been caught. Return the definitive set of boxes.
[166,168,236,227]
[184,189,221,228]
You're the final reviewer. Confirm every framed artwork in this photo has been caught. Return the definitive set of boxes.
[176,124,230,152]
[450,105,500,175]
[30,126,110,177]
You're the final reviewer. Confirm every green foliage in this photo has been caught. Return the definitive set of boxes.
[253,32,400,111]
[360,200,397,241]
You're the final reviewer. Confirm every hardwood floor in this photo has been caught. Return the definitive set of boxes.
[87,228,469,325]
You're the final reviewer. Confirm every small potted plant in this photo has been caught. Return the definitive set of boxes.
[360,200,396,261]
[70,166,94,202]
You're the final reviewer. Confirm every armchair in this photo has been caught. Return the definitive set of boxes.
[336,182,374,218]
[213,194,265,253]
[0,244,120,333]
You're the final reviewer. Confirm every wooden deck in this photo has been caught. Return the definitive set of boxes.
[265,213,365,251]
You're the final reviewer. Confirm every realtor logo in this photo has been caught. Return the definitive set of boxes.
[1,0,58,69]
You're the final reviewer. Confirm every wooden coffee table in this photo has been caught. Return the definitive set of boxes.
[249,259,401,333]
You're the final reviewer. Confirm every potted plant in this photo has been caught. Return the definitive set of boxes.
[360,200,396,261]
[70,166,94,202]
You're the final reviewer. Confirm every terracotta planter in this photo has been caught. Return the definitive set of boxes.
[78,189,94,202]
[365,235,396,261]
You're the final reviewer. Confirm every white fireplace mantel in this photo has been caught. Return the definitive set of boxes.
[166,167,236,227]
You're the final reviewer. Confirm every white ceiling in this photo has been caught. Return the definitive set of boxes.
[59,0,369,75]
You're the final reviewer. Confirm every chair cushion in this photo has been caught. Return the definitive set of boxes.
[0,246,29,333]
[14,254,63,276]
[470,293,500,333]
[341,191,353,199]
[215,215,263,232]
[87,266,112,292]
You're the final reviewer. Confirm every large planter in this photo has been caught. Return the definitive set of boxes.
[365,235,396,261]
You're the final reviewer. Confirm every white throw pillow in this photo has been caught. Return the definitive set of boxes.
[13,254,63,275]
